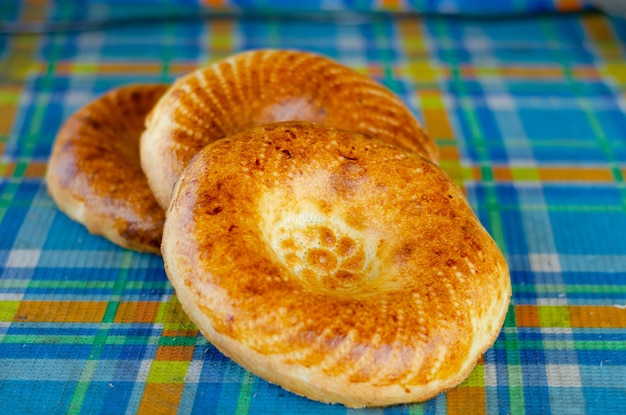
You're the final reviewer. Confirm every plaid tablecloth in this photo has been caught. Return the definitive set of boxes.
[1,1,625,414]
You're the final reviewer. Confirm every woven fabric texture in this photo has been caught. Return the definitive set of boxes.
[1,1,625,414]
[0,0,600,13]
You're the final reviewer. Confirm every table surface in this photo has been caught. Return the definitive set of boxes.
[1,2,625,414]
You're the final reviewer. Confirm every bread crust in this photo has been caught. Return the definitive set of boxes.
[162,121,511,407]
[46,84,169,254]
[141,49,437,209]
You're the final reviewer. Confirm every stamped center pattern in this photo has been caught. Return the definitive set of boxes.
[266,214,376,293]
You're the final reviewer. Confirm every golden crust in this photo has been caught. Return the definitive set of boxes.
[141,49,437,209]
[45,84,169,255]
[162,121,511,407]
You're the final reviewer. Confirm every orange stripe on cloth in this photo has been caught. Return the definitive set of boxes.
[515,305,540,327]
[20,0,48,17]
[423,108,454,141]
[364,64,384,78]
[377,0,401,10]
[556,0,583,12]
[491,166,515,182]
[114,301,160,323]
[138,383,185,415]
[571,67,601,79]
[583,14,615,43]
[447,387,486,415]
[25,162,47,178]
[538,167,614,182]
[569,306,626,328]
[397,18,425,46]
[438,145,461,162]
[201,0,228,6]
[13,301,107,323]
[516,305,626,329]
[0,104,17,135]
[155,346,195,361]
[162,329,199,337]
